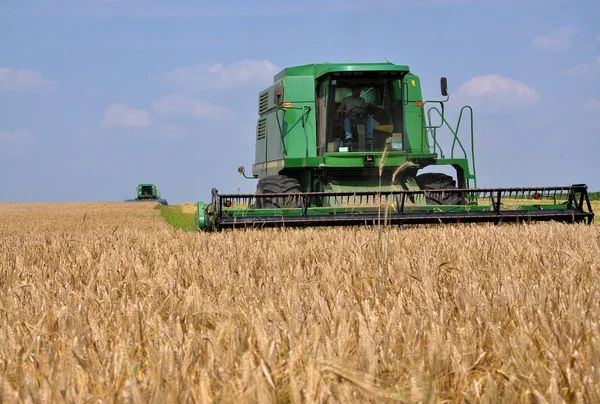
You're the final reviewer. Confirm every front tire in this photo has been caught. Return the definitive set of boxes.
[254,175,302,209]
[416,173,465,205]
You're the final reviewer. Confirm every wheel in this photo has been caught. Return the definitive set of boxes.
[347,104,384,121]
[346,106,368,121]
[254,175,303,209]
[416,173,465,205]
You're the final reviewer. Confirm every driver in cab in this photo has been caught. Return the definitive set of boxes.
[337,87,375,143]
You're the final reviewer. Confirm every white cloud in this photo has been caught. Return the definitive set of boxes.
[163,59,279,90]
[101,104,152,128]
[453,75,540,110]
[531,26,581,51]
[584,99,600,114]
[0,68,56,93]
[152,94,230,120]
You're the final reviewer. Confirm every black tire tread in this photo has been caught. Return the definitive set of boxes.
[416,173,465,205]
[255,175,302,209]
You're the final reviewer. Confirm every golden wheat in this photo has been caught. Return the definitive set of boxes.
[0,202,599,402]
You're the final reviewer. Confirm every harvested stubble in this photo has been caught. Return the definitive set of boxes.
[1,202,599,403]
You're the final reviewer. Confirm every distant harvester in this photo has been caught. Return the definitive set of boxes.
[125,184,168,205]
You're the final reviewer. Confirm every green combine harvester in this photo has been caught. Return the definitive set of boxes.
[196,62,594,230]
[125,184,168,205]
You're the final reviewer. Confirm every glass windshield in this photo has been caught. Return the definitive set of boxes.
[317,76,404,154]
[335,87,378,103]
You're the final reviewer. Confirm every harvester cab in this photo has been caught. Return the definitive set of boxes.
[125,184,168,205]
[196,62,594,231]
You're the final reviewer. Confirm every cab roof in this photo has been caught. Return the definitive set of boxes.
[273,62,411,81]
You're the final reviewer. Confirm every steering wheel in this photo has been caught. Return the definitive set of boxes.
[346,107,368,121]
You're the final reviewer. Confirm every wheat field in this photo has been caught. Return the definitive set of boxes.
[0,202,599,403]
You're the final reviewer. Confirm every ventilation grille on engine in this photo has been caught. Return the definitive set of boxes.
[258,92,269,115]
[257,118,266,140]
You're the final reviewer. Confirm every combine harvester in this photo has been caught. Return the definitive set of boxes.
[196,62,594,231]
[125,184,168,205]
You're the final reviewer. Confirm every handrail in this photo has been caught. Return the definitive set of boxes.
[274,107,288,156]
[426,107,468,158]
[426,105,477,188]
[421,100,445,156]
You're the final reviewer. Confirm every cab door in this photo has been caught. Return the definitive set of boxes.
[403,73,427,154]
[316,77,331,156]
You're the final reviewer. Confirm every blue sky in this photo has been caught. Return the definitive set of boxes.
[1,0,599,204]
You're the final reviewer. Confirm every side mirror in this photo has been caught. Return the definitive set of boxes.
[440,77,448,97]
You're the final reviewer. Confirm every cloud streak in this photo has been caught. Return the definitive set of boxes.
[0,129,37,156]
[163,59,279,91]
[2,0,517,18]
[0,129,36,142]
[101,104,152,128]
[584,99,600,114]
[564,61,600,77]
[531,26,581,51]
[152,95,230,121]
[564,42,600,77]
[0,68,57,93]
